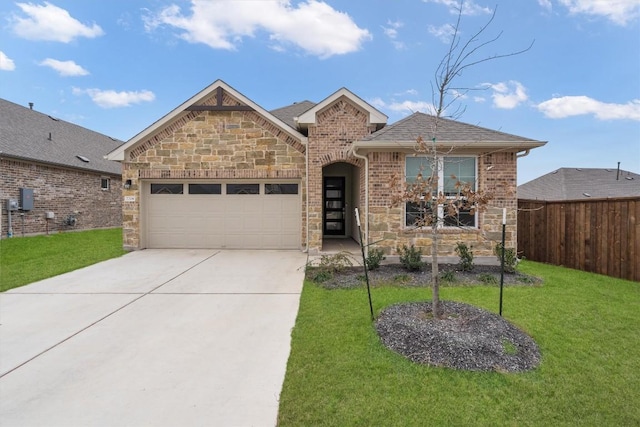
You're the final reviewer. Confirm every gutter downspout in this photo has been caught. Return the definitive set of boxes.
[349,143,368,255]
[516,149,530,158]
[304,137,309,253]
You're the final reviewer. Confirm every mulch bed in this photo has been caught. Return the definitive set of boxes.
[375,301,541,372]
[310,263,542,290]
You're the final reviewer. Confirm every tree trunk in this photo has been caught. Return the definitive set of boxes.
[431,221,440,318]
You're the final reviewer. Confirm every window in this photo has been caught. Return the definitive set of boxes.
[265,183,298,195]
[151,183,183,194]
[405,156,477,227]
[189,184,221,194]
[226,183,259,195]
[101,177,110,191]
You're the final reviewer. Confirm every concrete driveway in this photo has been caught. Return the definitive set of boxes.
[0,249,307,427]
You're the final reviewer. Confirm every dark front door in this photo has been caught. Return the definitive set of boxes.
[323,177,345,236]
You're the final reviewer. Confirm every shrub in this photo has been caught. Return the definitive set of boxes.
[398,244,424,271]
[318,251,353,273]
[306,252,354,283]
[365,248,386,270]
[478,273,498,285]
[455,242,474,271]
[494,243,519,273]
[392,274,411,284]
[440,270,456,283]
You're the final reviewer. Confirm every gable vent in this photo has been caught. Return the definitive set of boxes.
[76,155,90,163]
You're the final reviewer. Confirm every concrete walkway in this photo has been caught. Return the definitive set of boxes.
[0,249,307,427]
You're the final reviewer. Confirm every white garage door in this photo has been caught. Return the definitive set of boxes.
[144,182,301,249]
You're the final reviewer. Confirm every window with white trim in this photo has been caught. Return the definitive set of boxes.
[101,177,110,191]
[405,156,477,228]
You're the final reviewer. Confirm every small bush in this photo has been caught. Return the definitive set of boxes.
[306,252,354,283]
[478,273,498,285]
[455,242,474,271]
[365,248,386,270]
[308,269,333,283]
[392,274,411,284]
[318,252,353,273]
[440,270,456,283]
[398,244,424,271]
[494,243,519,273]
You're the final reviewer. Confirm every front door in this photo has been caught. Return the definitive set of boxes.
[323,177,345,236]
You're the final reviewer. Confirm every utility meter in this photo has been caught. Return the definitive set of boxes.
[6,199,19,211]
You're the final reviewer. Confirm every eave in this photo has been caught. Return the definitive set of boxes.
[350,139,547,154]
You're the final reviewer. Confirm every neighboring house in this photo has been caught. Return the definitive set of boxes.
[517,168,640,282]
[0,99,123,237]
[518,167,640,200]
[107,80,545,258]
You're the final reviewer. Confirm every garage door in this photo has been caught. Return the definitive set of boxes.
[144,182,301,249]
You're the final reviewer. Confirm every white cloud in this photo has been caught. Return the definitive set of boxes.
[484,81,529,109]
[143,0,371,58]
[382,20,405,49]
[428,24,455,43]
[73,88,155,108]
[538,0,553,12]
[10,2,104,42]
[39,58,89,76]
[558,0,640,25]
[537,96,640,121]
[422,0,492,15]
[381,20,403,49]
[0,51,16,71]
[370,97,436,114]
[393,89,419,97]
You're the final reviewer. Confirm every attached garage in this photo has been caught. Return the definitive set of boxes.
[143,181,301,249]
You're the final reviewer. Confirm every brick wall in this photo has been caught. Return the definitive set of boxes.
[122,108,306,249]
[306,97,374,252]
[1,158,122,237]
[366,151,518,258]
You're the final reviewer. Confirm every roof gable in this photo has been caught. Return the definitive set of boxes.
[295,88,387,131]
[107,80,306,161]
[0,98,123,175]
[518,168,640,200]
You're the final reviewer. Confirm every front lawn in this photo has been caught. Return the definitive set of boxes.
[0,228,126,292]
[278,261,640,426]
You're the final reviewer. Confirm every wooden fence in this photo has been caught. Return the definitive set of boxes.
[518,197,639,282]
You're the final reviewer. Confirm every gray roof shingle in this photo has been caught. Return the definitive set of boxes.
[518,168,640,200]
[363,112,541,143]
[0,98,123,175]
[270,100,316,129]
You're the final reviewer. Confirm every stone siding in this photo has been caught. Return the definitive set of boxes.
[122,109,306,249]
[1,158,122,237]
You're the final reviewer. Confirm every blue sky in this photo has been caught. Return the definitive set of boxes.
[1,0,638,184]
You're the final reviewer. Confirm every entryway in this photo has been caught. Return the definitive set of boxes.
[322,162,361,248]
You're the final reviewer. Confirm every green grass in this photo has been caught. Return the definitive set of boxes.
[278,261,640,426]
[0,228,127,292]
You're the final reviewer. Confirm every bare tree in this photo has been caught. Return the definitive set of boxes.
[392,1,533,318]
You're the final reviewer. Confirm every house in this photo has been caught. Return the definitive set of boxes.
[107,80,546,258]
[517,168,640,281]
[518,167,640,200]
[0,99,123,237]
